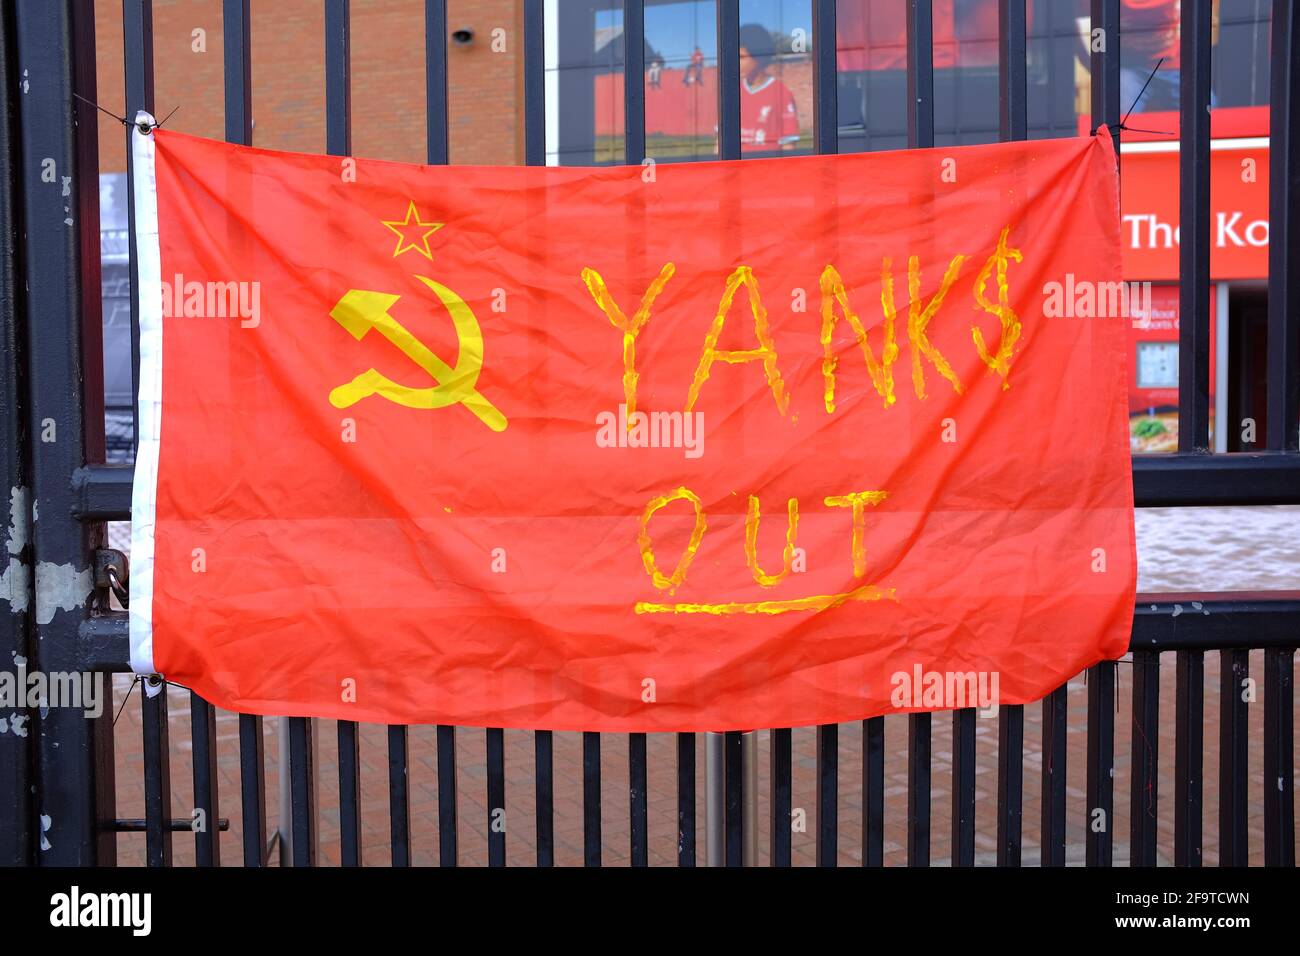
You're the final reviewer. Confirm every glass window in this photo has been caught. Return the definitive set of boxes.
[1027,0,1090,139]
[1120,0,1181,117]
[834,0,908,152]
[933,0,1000,146]
[1212,0,1271,112]
[644,0,720,161]
[1136,342,1180,389]
[736,1,814,156]
[548,0,626,165]
[835,0,1091,151]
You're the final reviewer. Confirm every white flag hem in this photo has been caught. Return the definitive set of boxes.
[128,111,162,677]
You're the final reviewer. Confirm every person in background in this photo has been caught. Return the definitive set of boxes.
[685,45,705,85]
[647,55,663,90]
[1120,0,1218,113]
[738,23,799,151]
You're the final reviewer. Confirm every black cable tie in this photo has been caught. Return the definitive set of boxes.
[1089,57,1173,138]
[1090,120,1175,138]
[1121,56,1165,129]
[72,91,128,126]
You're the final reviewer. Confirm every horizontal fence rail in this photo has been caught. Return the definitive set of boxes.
[0,0,1296,868]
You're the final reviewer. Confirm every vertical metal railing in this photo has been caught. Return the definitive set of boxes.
[1263,647,1296,866]
[288,711,317,865]
[5,0,1297,871]
[1257,0,1298,837]
[1266,0,1300,453]
[903,0,934,871]
[1219,648,1249,863]
[622,0,650,870]
[1179,0,1212,453]
[995,0,1029,872]
[14,0,115,868]
[520,0,550,869]
[1041,684,1068,866]
[122,0,175,871]
[322,0,354,870]
[0,0,34,869]
[1085,0,1119,871]
[714,0,747,869]
[222,0,268,871]
[485,727,505,866]
[677,731,696,867]
[424,0,459,870]
[324,0,362,872]
[811,0,840,871]
[1173,649,1203,865]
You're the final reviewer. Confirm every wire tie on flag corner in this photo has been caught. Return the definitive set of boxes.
[1088,57,1174,138]
[132,105,180,136]
[72,91,128,127]
[70,95,178,135]
[143,674,164,699]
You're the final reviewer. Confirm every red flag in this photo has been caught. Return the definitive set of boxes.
[129,119,1133,731]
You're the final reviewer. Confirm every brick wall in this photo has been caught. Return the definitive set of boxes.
[93,0,522,173]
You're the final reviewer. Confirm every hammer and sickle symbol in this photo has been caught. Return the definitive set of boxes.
[327,274,508,433]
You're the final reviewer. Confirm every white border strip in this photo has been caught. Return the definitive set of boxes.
[129,111,163,676]
[1121,136,1270,154]
[544,0,559,165]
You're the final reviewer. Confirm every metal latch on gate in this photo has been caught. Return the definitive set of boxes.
[93,548,130,609]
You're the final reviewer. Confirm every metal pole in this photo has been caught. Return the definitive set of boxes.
[278,717,291,864]
[705,731,723,865]
[741,730,757,865]
[0,0,34,865]
[14,0,114,866]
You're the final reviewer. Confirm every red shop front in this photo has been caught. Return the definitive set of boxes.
[1117,106,1270,453]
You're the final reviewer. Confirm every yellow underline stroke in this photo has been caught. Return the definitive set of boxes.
[634,584,897,616]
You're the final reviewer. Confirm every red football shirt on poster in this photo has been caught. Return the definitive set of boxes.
[740,75,799,149]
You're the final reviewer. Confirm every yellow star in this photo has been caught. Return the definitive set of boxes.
[382,201,443,260]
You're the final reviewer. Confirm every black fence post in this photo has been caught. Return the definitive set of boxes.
[1178,0,1212,452]
[0,0,34,868]
[1218,648,1249,864]
[904,0,934,870]
[1173,650,1204,865]
[520,0,553,869]
[1268,0,1300,450]
[1263,647,1295,865]
[1130,651,1161,865]
[221,0,268,870]
[1085,662,1115,866]
[13,0,114,866]
[996,0,1027,870]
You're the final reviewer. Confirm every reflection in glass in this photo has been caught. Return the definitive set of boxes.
[548,0,624,166]
[1120,0,1182,115]
[736,2,813,155]
[643,0,719,160]
[835,0,1095,149]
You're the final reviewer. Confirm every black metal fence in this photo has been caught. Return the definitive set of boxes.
[0,0,1296,867]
